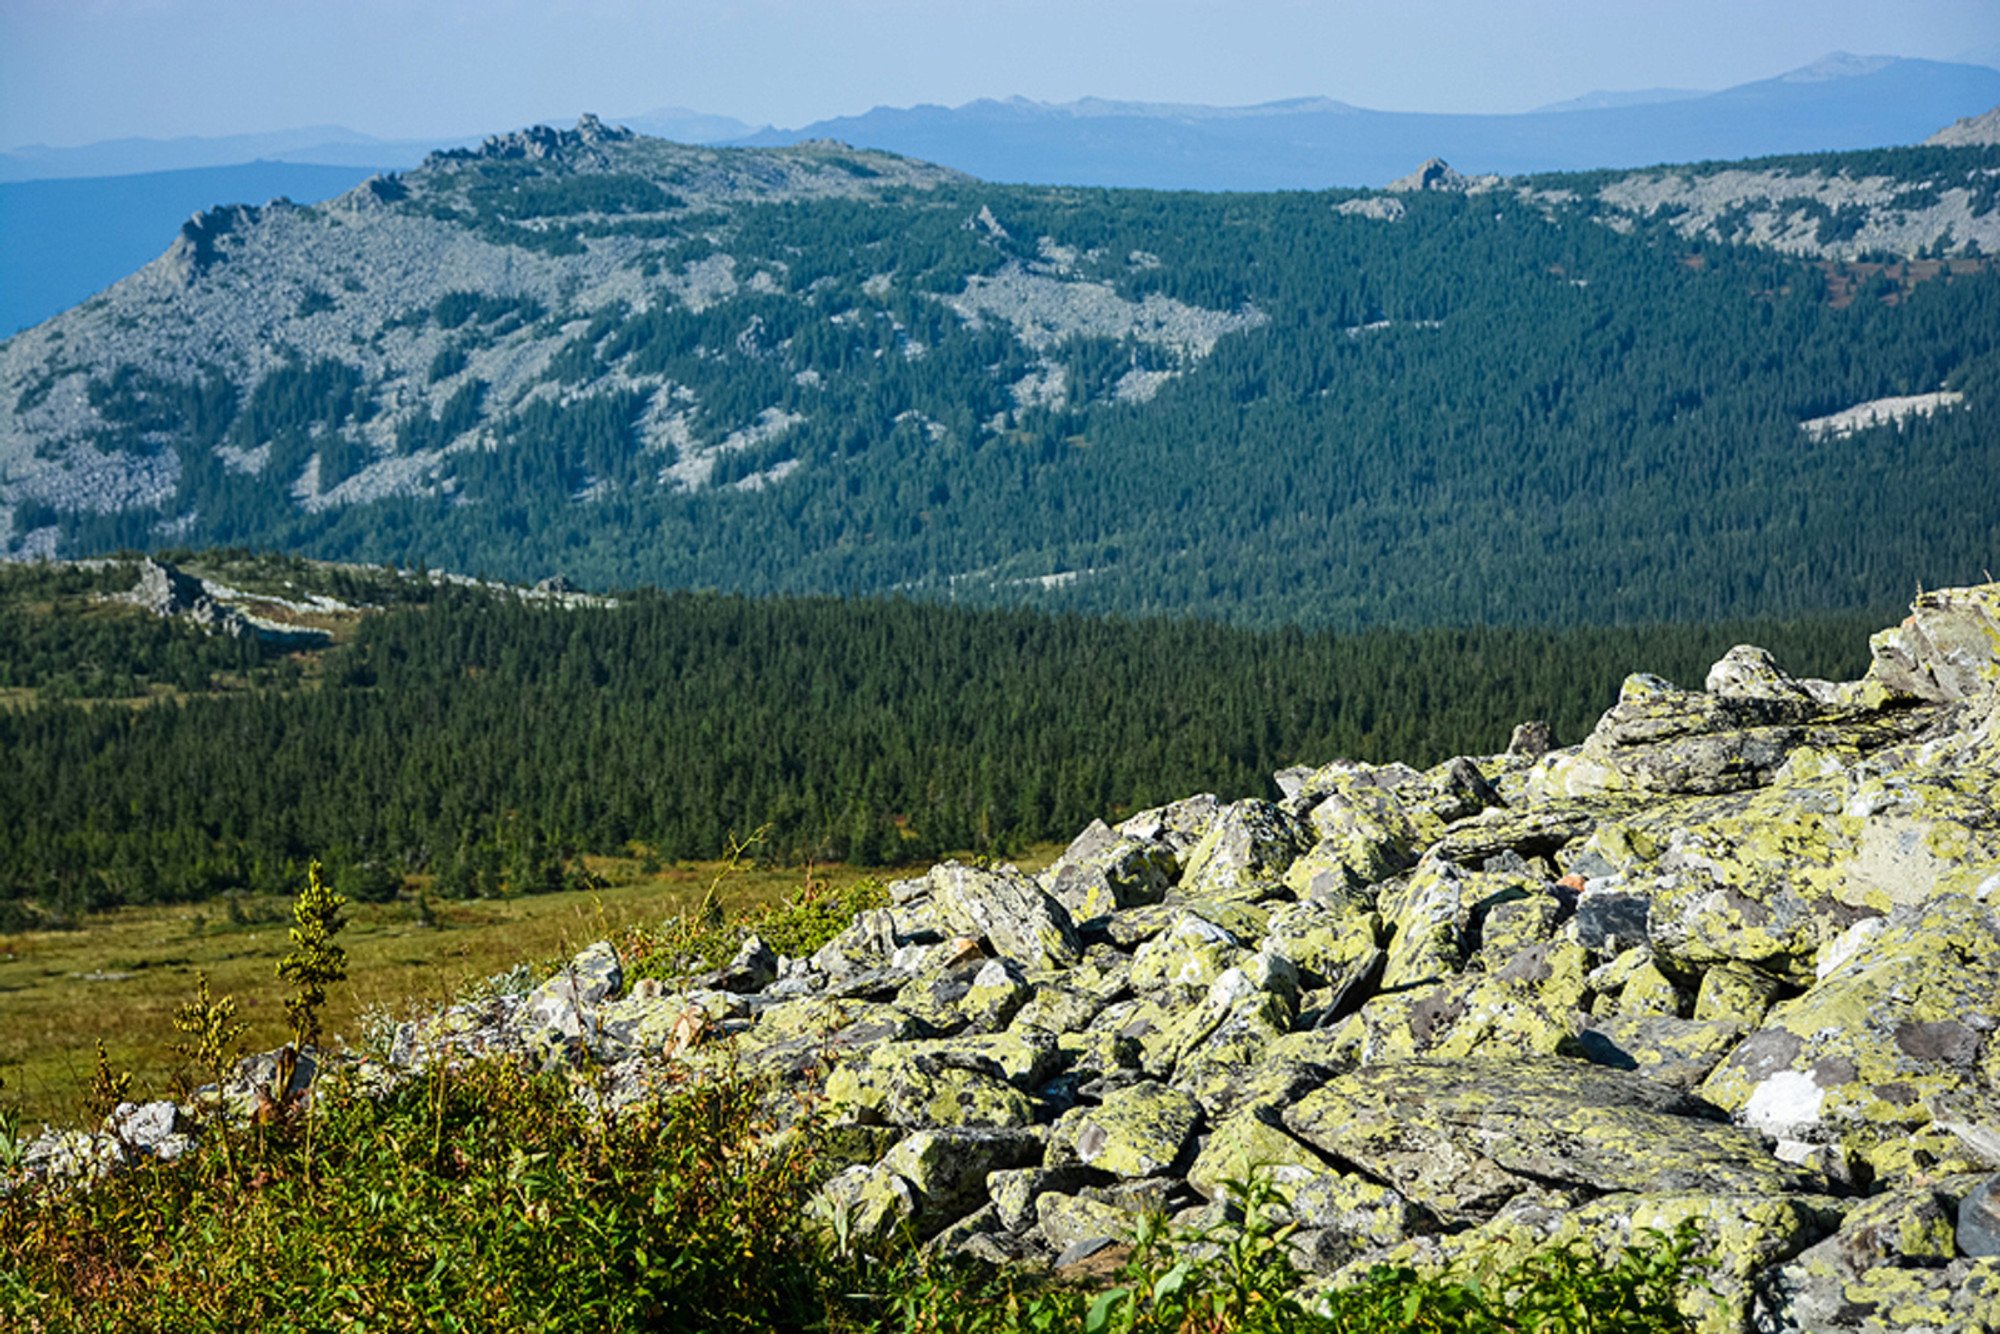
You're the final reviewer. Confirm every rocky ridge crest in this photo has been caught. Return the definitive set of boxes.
[25,581,2000,1329]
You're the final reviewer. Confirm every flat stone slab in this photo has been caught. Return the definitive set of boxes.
[1285,1056,1823,1221]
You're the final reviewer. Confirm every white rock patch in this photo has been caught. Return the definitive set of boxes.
[1800,391,1965,439]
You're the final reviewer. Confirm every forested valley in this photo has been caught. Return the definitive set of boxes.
[0,555,1889,926]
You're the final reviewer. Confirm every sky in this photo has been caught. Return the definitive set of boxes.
[3,0,1999,150]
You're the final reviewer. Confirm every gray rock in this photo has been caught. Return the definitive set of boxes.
[1175,799,1309,901]
[928,862,1082,971]
[1574,892,1651,953]
[106,1099,192,1160]
[1961,1175,2000,1258]
[1049,1080,1203,1179]
[879,1127,1046,1232]
[1285,1057,1823,1222]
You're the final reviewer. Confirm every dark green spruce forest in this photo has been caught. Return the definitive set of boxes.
[0,555,1886,925]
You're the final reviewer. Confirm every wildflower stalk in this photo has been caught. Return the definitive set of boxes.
[171,971,246,1189]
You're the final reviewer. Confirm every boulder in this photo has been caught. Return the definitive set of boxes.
[1962,1175,2000,1257]
[1040,821,1175,920]
[1562,1015,1747,1090]
[877,1127,1046,1234]
[1048,1080,1203,1179]
[1175,799,1309,901]
[1757,1182,1995,1332]
[1700,893,2000,1173]
[1862,583,2000,702]
[928,862,1082,971]
[1286,1058,1823,1222]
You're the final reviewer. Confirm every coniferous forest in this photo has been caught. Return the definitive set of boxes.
[0,555,1887,925]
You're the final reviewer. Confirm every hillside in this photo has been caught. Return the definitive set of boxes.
[3,118,1999,628]
[0,162,388,336]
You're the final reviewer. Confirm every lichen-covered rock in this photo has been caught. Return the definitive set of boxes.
[519,941,623,1054]
[1116,793,1221,863]
[1615,957,1687,1018]
[1476,890,1571,966]
[1163,966,1296,1101]
[986,1164,1108,1232]
[1332,939,1591,1063]
[1863,583,2000,702]
[824,1050,1037,1130]
[1562,1015,1747,1090]
[1757,1184,1992,1332]
[1375,861,1474,988]
[928,861,1082,971]
[1188,1110,1421,1258]
[728,997,922,1077]
[1128,910,1249,994]
[1321,1190,1839,1334]
[1963,1175,2000,1257]
[878,1127,1046,1234]
[1175,799,1309,901]
[1693,960,1786,1027]
[1009,983,1107,1038]
[954,958,1034,1033]
[1286,1058,1823,1223]
[1036,1191,1138,1252]
[1261,901,1381,994]
[1048,1080,1202,1178]
[1706,644,1832,703]
[1700,893,2000,1173]
[1433,807,1594,871]
[596,987,739,1057]
[808,1162,921,1241]
[1040,821,1176,920]
[811,907,902,977]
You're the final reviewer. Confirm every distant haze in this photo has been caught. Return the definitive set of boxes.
[2,0,1996,149]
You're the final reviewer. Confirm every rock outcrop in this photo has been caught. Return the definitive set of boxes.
[21,582,2000,1331]
[1926,106,2000,148]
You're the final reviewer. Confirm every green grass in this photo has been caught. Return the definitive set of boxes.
[0,850,961,1129]
[0,1061,1705,1332]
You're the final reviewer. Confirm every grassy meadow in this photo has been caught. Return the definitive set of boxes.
[0,849,1055,1131]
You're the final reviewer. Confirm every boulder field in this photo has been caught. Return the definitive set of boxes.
[31,583,2000,1332]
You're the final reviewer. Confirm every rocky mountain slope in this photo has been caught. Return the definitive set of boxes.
[29,580,2000,1331]
[3,116,1998,628]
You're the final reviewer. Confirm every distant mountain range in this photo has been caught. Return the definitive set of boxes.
[734,54,2000,189]
[0,108,755,182]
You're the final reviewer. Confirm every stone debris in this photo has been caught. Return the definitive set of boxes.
[12,581,2000,1331]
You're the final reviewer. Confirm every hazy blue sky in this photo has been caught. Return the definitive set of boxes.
[4,0,1998,149]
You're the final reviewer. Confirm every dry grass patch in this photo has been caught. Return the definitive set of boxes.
[0,849,1061,1129]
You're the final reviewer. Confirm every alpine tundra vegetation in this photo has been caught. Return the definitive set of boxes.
[7,581,1999,1332]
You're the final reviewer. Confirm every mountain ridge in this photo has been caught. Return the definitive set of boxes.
[730,55,2000,189]
[2,118,1997,631]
